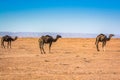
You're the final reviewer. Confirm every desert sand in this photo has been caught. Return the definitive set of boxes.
[0,38,120,80]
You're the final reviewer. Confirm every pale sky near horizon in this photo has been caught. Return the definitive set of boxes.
[0,0,120,34]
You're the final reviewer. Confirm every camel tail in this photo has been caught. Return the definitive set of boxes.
[38,38,41,42]
[95,38,97,45]
[1,39,2,47]
[1,38,3,47]
[38,38,42,48]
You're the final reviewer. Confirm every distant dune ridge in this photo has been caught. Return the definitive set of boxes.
[0,32,119,38]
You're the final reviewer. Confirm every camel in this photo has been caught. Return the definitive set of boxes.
[1,35,18,48]
[95,34,114,51]
[38,35,62,54]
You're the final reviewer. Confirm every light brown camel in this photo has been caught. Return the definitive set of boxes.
[95,34,114,51]
[38,35,62,54]
[1,35,18,48]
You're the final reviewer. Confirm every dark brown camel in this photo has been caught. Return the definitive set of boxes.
[38,35,62,54]
[95,34,114,51]
[1,35,18,48]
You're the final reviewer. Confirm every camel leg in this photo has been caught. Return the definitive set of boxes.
[40,42,46,54]
[42,46,46,54]
[1,43,2,48]
[41,43,46,54]
[3,42,5,48]
[10,41,11,48]
[49,42,52,53]
[39,42,43,54]
[1,41,5,48]
[102,42,106,51]
[39,46,43,54]
[7,42,10,48]
[96,42,99,51]
[7,42,8,48]
[40,46,43,54]
[39,39,42,54]
[1,39,3,48]
[1,40,5,48]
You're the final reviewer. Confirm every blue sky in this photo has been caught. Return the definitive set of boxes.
[0,0,120,34]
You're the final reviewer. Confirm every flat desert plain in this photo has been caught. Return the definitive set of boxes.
[0,38,120,80]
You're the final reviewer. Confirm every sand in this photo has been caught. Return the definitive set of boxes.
[0,38,120,80]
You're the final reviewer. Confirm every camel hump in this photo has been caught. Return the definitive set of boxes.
[97,34,106,38]
[4,35,10,38]
[45,35,51,37]
[41,35,51,38]
[5,35,8,36]
[99,33,105,36]
[3,35,10,40]
[40,35,50,43]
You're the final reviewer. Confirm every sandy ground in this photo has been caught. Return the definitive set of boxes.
[0,38,120,80]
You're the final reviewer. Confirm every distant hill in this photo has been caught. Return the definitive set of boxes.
[0,32,119,38]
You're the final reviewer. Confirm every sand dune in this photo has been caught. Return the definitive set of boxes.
[0,38,120,80]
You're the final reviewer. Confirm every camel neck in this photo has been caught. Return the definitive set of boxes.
[12,37,17,41]
[107,36,112,41]
[12,38,15,41]
[107,38,110,41]
[53,37,58,42]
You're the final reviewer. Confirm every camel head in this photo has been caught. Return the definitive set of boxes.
[109,34,114,38]
[107,34,114,41]
[56,35,62,38]
[13,36,18,41]
[53,35,62,42]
